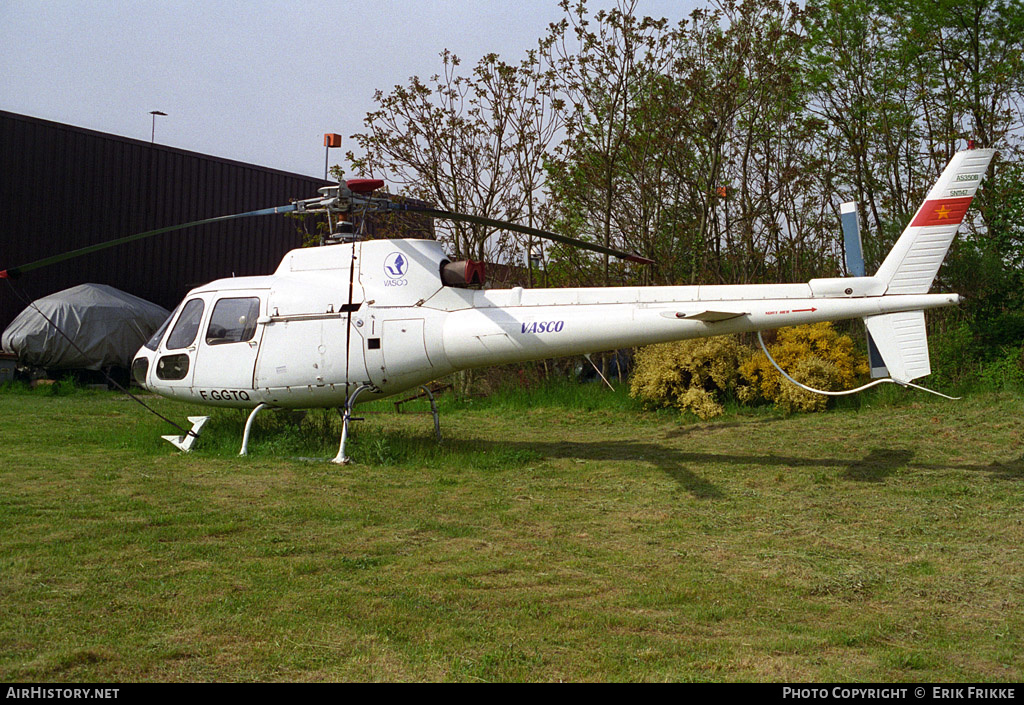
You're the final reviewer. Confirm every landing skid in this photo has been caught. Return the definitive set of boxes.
[166,386,443,463]
[332,384,442,465]
[332,384,373,464]
[239,402,269,456]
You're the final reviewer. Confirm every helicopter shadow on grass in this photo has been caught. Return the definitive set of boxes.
[647,417,1023,484]
[962,454,1024,481]
[445,428,923,500]
[840,450,1024,483]
[226,410,1023,494]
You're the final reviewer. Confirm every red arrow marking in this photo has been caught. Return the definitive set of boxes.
[792,307,818,313]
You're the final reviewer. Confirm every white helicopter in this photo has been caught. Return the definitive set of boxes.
[2,147,994,463]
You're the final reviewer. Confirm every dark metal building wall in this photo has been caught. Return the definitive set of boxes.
[1,110,328,330]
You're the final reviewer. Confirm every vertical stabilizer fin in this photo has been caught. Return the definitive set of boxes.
[863,311,931,383]
[876,148,995,294]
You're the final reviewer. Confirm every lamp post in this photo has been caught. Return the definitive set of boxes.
[149,110,167,143]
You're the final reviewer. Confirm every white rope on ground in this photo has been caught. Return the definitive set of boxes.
[756,330,960,401]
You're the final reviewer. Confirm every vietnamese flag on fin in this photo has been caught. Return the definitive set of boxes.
[911,196,974,227]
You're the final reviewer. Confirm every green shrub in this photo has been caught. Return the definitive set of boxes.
[978,346,1024,391]
[928,321,981,389]
[929,320,1024,392]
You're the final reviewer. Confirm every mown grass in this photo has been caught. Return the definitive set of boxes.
[1,380,1022,681]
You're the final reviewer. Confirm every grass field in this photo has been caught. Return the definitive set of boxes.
[1,381,1022,682]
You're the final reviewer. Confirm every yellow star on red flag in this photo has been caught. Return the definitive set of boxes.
[910,196,974,227]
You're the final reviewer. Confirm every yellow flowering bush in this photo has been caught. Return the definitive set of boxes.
[739,322,869,412]
[629,336,752,419]
[631,323,869,417]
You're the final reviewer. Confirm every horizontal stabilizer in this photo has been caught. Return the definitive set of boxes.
[863,311,930,383]
[662,310,749,322]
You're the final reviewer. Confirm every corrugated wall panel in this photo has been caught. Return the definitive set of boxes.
[0,110,328,331]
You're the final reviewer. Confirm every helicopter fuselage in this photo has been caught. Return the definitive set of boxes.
[131,237,958,410]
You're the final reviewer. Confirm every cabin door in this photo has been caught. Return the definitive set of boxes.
[191,292,266,394]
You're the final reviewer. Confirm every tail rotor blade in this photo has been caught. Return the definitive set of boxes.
[840,202,865,277]
[841,201,891,378]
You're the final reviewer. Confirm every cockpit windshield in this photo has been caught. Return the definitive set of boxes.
[143,302,181,351]
[165,299,205,349]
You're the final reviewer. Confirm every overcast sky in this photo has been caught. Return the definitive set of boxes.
[2,0,699,179]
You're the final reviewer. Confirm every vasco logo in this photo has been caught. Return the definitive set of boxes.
[384,252,408,279]
[521,321,565,334]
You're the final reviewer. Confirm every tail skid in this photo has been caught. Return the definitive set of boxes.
[756,331,960,400]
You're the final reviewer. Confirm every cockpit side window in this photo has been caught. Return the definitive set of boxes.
[205,297,260,345]
[165,299,205,350]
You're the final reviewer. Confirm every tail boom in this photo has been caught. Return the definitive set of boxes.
[440,292,959,370]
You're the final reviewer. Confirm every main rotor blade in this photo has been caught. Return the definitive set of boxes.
[0,204,297,279]
[381,203,654,265]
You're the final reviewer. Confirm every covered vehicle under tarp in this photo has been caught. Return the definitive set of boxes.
[2,284,170,370]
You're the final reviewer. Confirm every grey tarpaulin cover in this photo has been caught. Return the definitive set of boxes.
[1,284,170,370]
